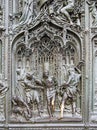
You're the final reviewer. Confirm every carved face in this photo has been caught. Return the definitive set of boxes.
[68,68,75,75]
[43,71,49,79]
[26,73,32,80]
[16,69,21,75]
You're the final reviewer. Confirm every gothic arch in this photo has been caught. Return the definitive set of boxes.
[66,30,82,65]
[67,29,82,57]
[11,31,25,52]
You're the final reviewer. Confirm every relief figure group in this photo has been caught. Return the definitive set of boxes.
[12,63,81,121]
[13,0,76,29]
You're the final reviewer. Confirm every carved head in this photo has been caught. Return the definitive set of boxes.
[43,71,49,79]
[26,72,32,80]
[16,69,21,75]
[68,67,75,75]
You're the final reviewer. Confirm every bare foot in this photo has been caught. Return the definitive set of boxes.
[58,117,63,120]
[49,117,52,121]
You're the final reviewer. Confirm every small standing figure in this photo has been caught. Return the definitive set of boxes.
[87,0,97,26]
[22,72,43,117]
[42,71,57,118]
[0,81,8,95]
[16,69,26,98]
[36,62,58,118]
[59,65,81,119]
[19,0,33,25]
[13,0,33,29]
[0,80,8,121]
[57,0,74,24]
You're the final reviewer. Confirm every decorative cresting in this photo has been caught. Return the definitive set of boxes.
[11,18,83,122]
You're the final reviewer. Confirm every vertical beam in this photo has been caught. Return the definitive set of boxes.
[84,0,90,129]
[4,0,9,127]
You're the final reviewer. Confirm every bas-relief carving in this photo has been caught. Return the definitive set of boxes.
[90,33,97,123]
[9,0,84,127]
[2,0,97,129]
[11,0,82,31]
[58,64,82,119]
[91,42,97,123]
[0,4,4,30]
[0,80,8,121]
[1,0,97,129]
[87,0,97,27]
[57,0,74,25]
[0,2,6,121]
[11,29,83,122]
[13,0,33,29]
[94,51,97,112]
[35,62,58,119]
[0,5,2,25]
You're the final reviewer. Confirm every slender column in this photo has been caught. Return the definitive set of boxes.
[4,0,9,127]
[84,0,90,128]
[13,0,16,24]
